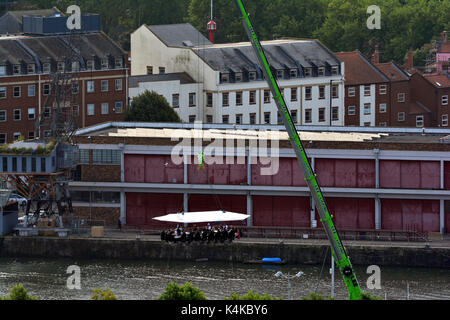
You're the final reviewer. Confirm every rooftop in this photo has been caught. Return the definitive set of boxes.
[146,23,212,48]
[375,61,410,82]
[423,73,450,88]
[335,51,388,85]
[129,72,196,88]
[0,7,62,35]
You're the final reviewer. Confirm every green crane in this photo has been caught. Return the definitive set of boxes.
[234,0,362,300]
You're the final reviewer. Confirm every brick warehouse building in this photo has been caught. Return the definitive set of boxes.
[0,16,128,144]
[69,122,450,235]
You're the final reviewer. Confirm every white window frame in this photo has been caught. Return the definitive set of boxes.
[13,86,21,98]
[442,114,448,127]
[101,80,109,92]
[115,79,123,91]
[114,101,123,114]
[398,93,406,103]
[398,112,405,122]
[87,104,95,116]
[13,109,21,121]
[172,94,180,108]
[305,109,312,123]
[0,87,6,99]
[442,95,448,106]
[87,81,95,93]
[43,63,51,74]
[28,108,35,120]
[43,84,51,96]
[416,115,424,127]
[348,106,356,116]
[379,84,387,95]
[364,85,371,97]
[379,103,387,113]
[348,87,356,97]
[0,110,6,122]
[318,67,325,76]
[0,133,6,144]
[28,85,35,97]
[101,103,109,115]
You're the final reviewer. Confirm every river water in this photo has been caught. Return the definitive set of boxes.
[0,258,448,300]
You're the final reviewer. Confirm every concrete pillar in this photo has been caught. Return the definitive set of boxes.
[120,191,126,224]
[440,160,445,190]
[247,193,253,227]
[375,197,381,230]
[310,157,317,228]
[374,149,380,189]
[440,199,445,235]
[184,193,189,213]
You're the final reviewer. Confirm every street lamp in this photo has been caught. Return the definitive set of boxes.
[274,271,304,300]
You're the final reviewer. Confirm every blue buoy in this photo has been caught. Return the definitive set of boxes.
[262,258,282,263]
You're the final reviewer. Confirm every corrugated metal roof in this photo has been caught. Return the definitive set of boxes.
[147,23,212,48]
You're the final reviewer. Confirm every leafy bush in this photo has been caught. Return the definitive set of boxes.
[301,292,326,300]
[359,292,383,300]
[225,290,283,300]
[158,282,206,300]
[91,287,117,300]
[1,284,38,300]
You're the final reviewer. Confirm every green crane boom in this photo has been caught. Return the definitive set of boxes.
[234,0,362,300]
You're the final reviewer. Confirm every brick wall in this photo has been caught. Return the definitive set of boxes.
[72,207,120,227]
[81,165,121,182]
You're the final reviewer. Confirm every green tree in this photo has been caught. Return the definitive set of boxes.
[158,282,206,300]
[1,284,38,300]
[124,91,182,123]
[91,287,117,300]
[225,290,283,300]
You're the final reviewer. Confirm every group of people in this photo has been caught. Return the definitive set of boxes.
[160,224,242,244]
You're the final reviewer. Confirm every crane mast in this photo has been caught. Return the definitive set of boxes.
[234,0,362,300]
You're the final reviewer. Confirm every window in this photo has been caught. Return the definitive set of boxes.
[364,85,371,96]
[13,132,21,141]
[398,93,405,103]
[249,91,256,105]
[206,115,213,123]
[442,95,449,106]
[101,59,109,70]
[379,122,387,127]
[318,67,325,76]
[264,90,270,104]
[235,73,243,82]
[43,107,51,119]
[87,81,95,93]
[364,103,371,115]
[332,107,339,121]
[331,66,339,75]
[13,65,21,75]
[348,106,356,115]
[318,108,326,122]
[27,64,36,74]
[305,87,312,100]
[147,66,153,75]
[43,84,51,96]
[13,86,21,98]
[93,150,121,165]
[249,72,257,81]
[43,63,51,73]
[21,157,26,171]
[11,157,17,172]
[304,68,312,77]
[291,110,298,124]
[28,85,35,97]
[264,112,271,124]
[72,61,80,72]
[87,60,95,70]
[101,103,109,115]
[236,114,243,124]
[291,88,297,102]
[0,65,6,76]
[319,86,326,99]
[41,158,46,172]
[87,104,95,116]
[115,102,123,113]
[28,131,35,140]
[398,112,405,122]
[379,103,387,113]
[0,134,6,145]
[44,130,52,138]
[332,85,339,99]
[206,93,213,107]
[416,115,424,127]
[277,70,284,79]
[348,87,356,97]
[364,122,371,127]
[189,93,196,107]
[172,94,180,108]
[189,115,196,123]
[115,79,123,91]
[72,82,79,94]
[290,69,298,78]
[249,113,256,125]
[221,73,229,83]
[442,114,448,127]
[222,93,229,107]
[115,57,123,68]
[57,61,65,73]
[101,80,109,92]
[236,91,243,106]
[0,110,6,122]
[28,108,35,120]
[159,67,165,74]
[222,115,229,124]
[305,109,312,123]
[13,109,20,121]
[79,149,90,164]
[379,84,387,95]
[0,87,6,98]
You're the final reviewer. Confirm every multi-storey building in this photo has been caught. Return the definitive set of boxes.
[436,31,449,73]
[0,16,128,144]
[69,122,450,235]
[335,52,389,127]
[131,24,345,126]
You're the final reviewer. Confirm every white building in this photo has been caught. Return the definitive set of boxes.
[130,23,345,125]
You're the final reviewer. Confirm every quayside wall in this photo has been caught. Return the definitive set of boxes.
[0,237,448,268]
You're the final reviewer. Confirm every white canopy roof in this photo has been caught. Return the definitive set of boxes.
[152,211,250,224]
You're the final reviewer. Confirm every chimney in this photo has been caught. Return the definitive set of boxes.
[441,31,448,43]
[405,48,414,70]
[372,45,380,64]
